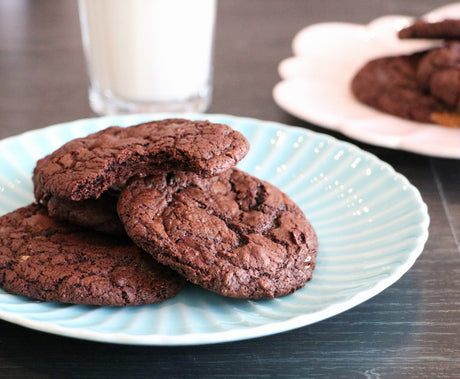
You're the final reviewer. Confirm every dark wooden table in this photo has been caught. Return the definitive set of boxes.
[0,0,459,377]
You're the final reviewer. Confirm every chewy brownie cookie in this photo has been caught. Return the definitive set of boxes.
[351,52,452,123]
[416,42,460,108]
[33,118,249,202]
[398,19,460,40]
[45,189,124,235]
[0,204,185,306]
[117,169,318,299]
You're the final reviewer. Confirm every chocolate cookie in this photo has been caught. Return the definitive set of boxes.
[351,52,452,123]
[398,19,460,40]
[33,118,249,202]
[0,204,185,306]
[416,42,460,108]
[117,169,318,299]
[45,189,125,235]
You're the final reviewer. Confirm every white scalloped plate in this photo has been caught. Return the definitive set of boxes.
[0,113,429,345]
[273,3,460,159]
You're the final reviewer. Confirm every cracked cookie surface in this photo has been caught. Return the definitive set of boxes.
[0,204,185,306]
[33,118,249,202]
[117,169,318,299]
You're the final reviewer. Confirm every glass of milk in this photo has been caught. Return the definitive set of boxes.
[78,0,216,115]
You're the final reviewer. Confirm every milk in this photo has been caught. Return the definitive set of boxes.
[78,0,216,114]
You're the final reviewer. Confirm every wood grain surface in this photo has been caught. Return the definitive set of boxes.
[0,0,458,377]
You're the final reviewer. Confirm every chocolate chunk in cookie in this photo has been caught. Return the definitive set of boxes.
[398,19,460,40]
[0,204,185,306]
[33,118,249,202]
[117,169,318,299]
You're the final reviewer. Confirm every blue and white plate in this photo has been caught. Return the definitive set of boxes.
[0,114,429,345]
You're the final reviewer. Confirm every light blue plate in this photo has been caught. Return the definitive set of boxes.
[0,113,429,345]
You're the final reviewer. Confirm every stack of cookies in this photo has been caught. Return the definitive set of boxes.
[0,119,318,306]
[351,19,460,127]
